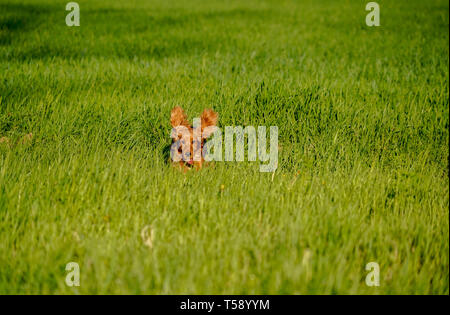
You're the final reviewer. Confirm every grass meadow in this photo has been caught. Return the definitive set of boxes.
[0,0,448,294]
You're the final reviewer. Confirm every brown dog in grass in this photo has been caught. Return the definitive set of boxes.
[170,106,218,171]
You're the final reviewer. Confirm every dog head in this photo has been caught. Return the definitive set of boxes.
[170,106,218,169]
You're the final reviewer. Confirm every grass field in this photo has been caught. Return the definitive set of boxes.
[0,0,448,294]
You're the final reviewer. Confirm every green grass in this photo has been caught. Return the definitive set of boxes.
[0,0,448,294]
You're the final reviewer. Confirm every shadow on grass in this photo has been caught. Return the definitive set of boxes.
[0,3,55,46]
[0,5,269,61]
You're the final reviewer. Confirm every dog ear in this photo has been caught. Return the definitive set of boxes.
[171,106,189,128]
[200,109,218,138]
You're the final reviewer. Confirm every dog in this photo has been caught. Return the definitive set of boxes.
[170,106,218,171]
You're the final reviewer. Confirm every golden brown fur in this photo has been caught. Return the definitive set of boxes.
[170,106,218,171]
